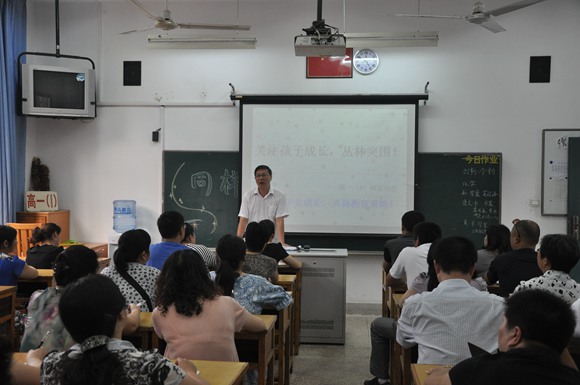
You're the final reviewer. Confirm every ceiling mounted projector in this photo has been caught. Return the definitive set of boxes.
[294,0,347,57]
[294,34,346,57]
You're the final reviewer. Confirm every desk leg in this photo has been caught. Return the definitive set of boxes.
[293,272,301,355]
[284,323,291,385]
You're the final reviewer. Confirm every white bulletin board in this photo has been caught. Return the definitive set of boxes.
[542,129,580,215]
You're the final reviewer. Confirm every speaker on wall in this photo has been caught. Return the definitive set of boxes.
[529,56,551,83]
[123,61,142,86]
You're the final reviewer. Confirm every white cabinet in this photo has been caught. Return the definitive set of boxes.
[292,249,347,344]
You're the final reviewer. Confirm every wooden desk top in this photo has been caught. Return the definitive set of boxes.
[34,269,53,278]
[393,293,404,307]
[139,312,154,329]
[0,286,17,294]
[277,261,303,271]
[191,360,248,385]
[278,274,296,284]
[12,353,248,385]
[19,269,54,284]
[411,364,445,385]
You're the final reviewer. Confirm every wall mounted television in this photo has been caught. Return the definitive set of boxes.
[20,63,96,119]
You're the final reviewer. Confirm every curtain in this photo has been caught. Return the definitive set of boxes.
[0,0,26,223]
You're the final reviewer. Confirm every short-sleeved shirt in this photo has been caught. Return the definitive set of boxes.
[101,263,160,311]
[41,339,185,385]
[0,252,26,285]
[262,242,289,262]
[183,243,219,270]
[153,296,251,361]
[20,288,74,352]
[243,253,278,281]
[396,279,505,365]
[233,274,293,314]
[449,345,580,385]
[389,243,431,284]
[238,186,288,242]
[486,248,542,297]
[147,242,188,270]
[384,235,415,265]
[513,269,580,304]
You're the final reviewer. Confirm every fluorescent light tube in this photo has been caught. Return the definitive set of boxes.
[344,31,438,48]
[148,34,257,49]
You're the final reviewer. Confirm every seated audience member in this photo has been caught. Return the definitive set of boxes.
[400,239,488,305]
[153,249,267,361]
[364,239,488,385]
[26,274,208,385]
[181,222,219,271]
[216,234,292,314]
[513,233,580,303]
[383,210,425,273]
[475,224,511,278]
[147,211,188,270]
[20,245,106,352]
[0,225,38,285]
[396,236,505,365]
[425,289,580,385]
[485,219,542,297]
[101,229,160,311]
[26,223,64,269]
[243,221,279,283]
[260,219,300,269]
[385,221,442,287]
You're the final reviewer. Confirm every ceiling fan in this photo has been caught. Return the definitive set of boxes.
[121,0,251,35]
[390,0,546,33]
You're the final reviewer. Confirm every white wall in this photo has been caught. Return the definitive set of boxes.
[25,0,580,303]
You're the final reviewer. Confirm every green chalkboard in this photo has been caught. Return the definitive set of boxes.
[163,151,241,247]
[416,153,502,247]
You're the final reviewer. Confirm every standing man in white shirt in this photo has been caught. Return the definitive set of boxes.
[237,165,289,245]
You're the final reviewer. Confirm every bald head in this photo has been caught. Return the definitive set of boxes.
[510,220,540,249]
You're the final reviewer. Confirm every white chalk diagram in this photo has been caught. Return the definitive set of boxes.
[169,162,218,234]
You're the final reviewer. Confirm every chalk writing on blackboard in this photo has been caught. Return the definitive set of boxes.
[416,153,501,246]
[459,156,500,235]
[169,162,240,234]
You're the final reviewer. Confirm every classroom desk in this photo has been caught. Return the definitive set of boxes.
[277,274,297,365]
[235,314,276,385]
[129,312,158,350]
[19,269,55,287]
[12,353,248,385]
[277,261,302,354]
[390,292,413,385]
[263,299,292,385]
[0,286,16,342]
[134,313,276,385]
[411,364,443,385]
[487,283,501,296]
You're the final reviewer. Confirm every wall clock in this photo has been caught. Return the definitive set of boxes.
[353,49,379,75]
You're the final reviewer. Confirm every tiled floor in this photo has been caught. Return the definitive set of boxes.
[289,305,379,385]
